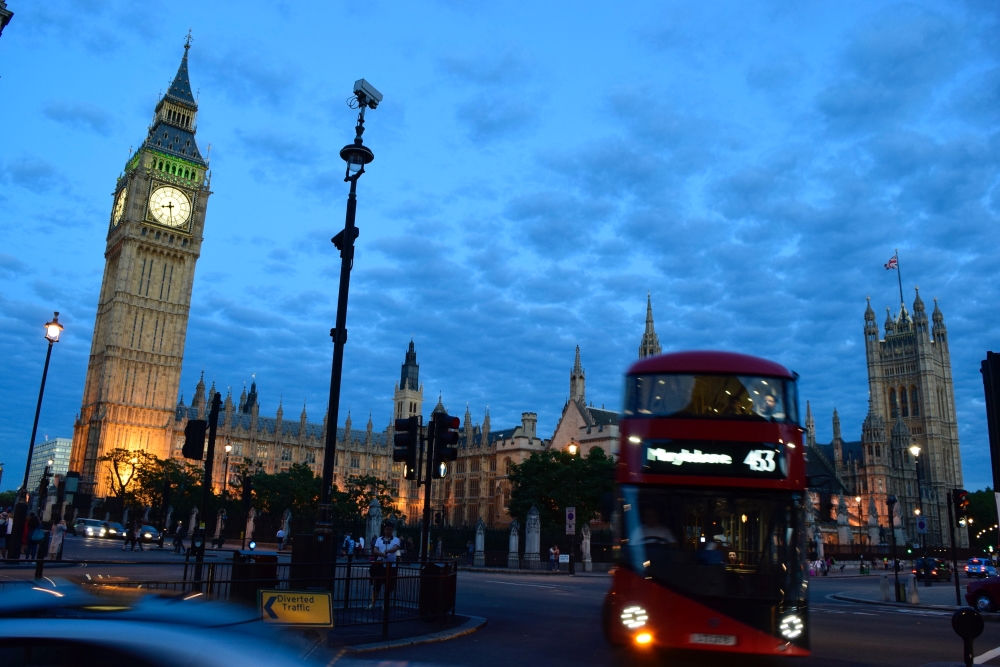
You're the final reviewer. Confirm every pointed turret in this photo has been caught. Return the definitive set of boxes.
[433,393,446,415]
[832,408,841,441]
[805,401,816,448]
[884,308,895,336]
[192,371,206,418]
[142,34,206,166]
[570,346,586,404]
[932,297,947,346]
[299,401,308,439]
[238,383,248,413]
[638,292,663,359]
[400,340,420,391]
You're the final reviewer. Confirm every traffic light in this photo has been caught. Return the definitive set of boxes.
[954,489,970,526]
[393,416,420,480]
[434,511,443,526]
[182,419,208,460]
[241,475,254,513]
[161,475,172,510]
[432,412,460,479]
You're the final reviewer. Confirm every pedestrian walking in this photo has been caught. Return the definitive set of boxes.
[0,512,9,560]
[343,533,355,556]
[368,521,401,610]
[435,537,443,559]
[553,545,561,571]
[48,520,66,561]
[173,520,187,554]
[276,528,285,551]
[25,512,42,560]
[467,540,475,566]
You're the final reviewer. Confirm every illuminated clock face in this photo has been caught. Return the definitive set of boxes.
[148,186,191,227]
[111,187,128,227]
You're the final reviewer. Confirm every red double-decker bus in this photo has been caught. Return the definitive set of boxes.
[603,350,809,657]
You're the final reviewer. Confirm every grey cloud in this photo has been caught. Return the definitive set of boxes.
[2,156,61,194]
[504,192,614,259]
[42,101,113,135]
[0,254,30,278]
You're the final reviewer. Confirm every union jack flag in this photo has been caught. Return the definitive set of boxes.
[884,254,898,270]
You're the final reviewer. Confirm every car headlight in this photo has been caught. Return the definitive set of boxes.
[621,605,649,629]
[779,614,804,640]
[99,529,106,535]
[144,533,152,538]
[109,530,116,534]
[86,528,94,535]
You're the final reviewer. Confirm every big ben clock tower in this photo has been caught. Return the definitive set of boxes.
[71,37,212,496]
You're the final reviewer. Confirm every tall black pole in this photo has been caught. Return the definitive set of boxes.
[319,174,360,532]
[888,495,901,601]
[194,392,220,585]
[21,341,54,501]
[421,418,436,562]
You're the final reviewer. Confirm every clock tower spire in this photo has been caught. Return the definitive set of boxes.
[70,38,213,497]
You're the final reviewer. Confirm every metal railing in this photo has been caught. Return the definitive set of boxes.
[0,554,458,638]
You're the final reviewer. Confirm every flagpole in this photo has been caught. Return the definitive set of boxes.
[895,248,905,307]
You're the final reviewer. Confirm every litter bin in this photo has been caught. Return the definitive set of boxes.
[230,550,279,604]
[419,561,456,620]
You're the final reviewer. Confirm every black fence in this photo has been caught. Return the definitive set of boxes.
[0,553,457,638]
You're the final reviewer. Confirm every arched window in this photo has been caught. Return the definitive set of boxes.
[900,385,909,417]
[868,446,873,457]
[875,445,880,458]
[888,388,897,418]
[910,387,920,416]
[504,457,512,476]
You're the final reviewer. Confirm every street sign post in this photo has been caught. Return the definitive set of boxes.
[566,507,576,535]
[917,516,928,534]
[258,590,333,627]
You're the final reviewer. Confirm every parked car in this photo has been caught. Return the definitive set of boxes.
[967,577,1000,612]
[966,558,994,578]
[102,521,126,538]
[72,518,106,538]
[912,557,952,582]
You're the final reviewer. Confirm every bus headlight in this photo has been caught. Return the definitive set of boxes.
[779,613,804,639]
[635,632,653,645]
[621,605,648,629]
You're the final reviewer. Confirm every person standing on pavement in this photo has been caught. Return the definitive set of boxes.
[276,528,285,551]
[48,520,66,561]
[0,512,9,560]
[25,512,41,560]
[369,521,401,610]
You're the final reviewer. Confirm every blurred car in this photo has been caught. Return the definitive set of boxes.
[0,582,321,667]
[912,557,952,582]
[967,577,1000,612]
[966,558,993,578]
[101,522,125,539]
[72,518,106,538]
[122,525,160,543]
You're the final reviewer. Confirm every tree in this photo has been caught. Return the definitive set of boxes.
[133,456,203,521]
[98,448,159,518]
[343,474,398,520]
[507,447,615,532]
[0,489,16,507]
[967,487,999,553]
[250,464,322,518]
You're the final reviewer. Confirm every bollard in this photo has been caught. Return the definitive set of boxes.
[952,607,984,667]
[880,573,892,602]
[907,573,920,604]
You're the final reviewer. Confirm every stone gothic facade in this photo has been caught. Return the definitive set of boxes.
[809,289,966,547]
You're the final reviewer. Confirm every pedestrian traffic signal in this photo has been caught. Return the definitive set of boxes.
[182,419,208,460]
[434,511,443,526]
[954,489,970,526]
[242,475,254,513]
[393,416,420,480]
[432,412,460,479]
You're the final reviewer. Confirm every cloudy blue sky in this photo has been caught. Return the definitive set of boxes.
[1,1,998,492]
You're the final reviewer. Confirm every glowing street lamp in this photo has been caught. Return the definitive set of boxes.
[20,312,64,502]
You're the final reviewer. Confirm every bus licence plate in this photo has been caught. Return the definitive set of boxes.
[690,633,737,646]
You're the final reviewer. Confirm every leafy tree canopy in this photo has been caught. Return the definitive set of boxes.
[507,447,615,532]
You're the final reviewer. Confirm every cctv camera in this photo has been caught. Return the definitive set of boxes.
[353,79,383,109]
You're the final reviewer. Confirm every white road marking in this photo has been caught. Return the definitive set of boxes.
[483,580,559,589]
[975,645,1000,664]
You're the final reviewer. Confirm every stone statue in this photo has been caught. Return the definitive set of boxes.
[582,523,592,572]
[188,507,199,535]
[474,518,486,567]
[524,505,541,569]
[836,493,851,545]
[142,505,151,523]
[164,506,173,534]
[213,508,226,546]
[507,519,520,569]
[281,508,292,539]
[245,507,256,546]
[366,498,382,554]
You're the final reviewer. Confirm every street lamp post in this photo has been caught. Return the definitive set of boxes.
[910,444,931,587]
[8,313,63,562]
[317,80,381,539]
[855,495,863,549]
[21,312,64,503]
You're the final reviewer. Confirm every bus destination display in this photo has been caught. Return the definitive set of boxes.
[641,439,787,479]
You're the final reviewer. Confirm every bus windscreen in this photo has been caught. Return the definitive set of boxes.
[623,374,799,424]
[621,486,806,603]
